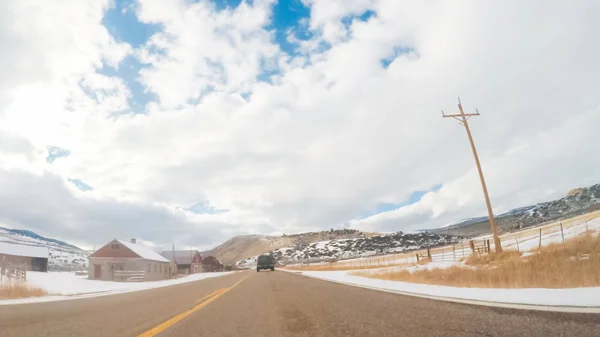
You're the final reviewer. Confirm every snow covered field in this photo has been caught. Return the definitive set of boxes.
[284,217,600,308]
[0,271,233,305]
[293,270,600,308]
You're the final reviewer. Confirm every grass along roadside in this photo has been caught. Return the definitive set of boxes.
[0,281,47,299]
[350,232,600,288]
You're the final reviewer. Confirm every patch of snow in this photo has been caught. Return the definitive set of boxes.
[116,240,169,263]
[0,271,234,305]
[502,218,600,253]
[315,240,329,250]
[296,270,600,307]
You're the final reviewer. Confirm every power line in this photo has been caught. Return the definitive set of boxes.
[442,98,502,253]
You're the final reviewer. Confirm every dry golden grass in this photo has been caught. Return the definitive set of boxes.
[351,232,600,288]
[0,282,47,299]
[464,250,522,266]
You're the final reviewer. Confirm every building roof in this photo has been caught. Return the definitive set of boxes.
[160,250,201,265]
[0,241,49,259]
[116,240,170,263]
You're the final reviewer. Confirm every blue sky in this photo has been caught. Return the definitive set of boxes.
[97,0,426,220]
[69,179,93,192]
[186,201,229,215]
[99,0,387,111]
[101,0,159,112]
[96,0,425,219]
[5,0,599,248]
[46,146,70,163]
[361,184,443,218]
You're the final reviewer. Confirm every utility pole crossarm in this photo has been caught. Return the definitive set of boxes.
[441,113,480,118]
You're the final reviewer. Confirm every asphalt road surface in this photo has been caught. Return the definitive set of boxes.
[1,270,599,337]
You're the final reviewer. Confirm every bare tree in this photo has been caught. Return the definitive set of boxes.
[294,236,311,266]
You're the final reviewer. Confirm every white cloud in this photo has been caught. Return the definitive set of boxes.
[135,0,280,108]
[0,0,599,250]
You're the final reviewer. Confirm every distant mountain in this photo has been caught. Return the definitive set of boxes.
[0,227,89,271]
[499,205,538,218]
[442,205,538,231]
[203,229,378,265]
[236,231,461,268]
[1,228,82,251]
[441,216,489,230]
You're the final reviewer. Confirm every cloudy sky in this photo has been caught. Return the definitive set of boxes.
[1,0,599,251]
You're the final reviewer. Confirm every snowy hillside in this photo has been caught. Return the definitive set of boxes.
[514,184,600,228]
[236,232,461,268]
[437,183,599,234]
[0,227,88,271]
[203,229,376,265]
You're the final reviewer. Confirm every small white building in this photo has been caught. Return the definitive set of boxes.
[88,239,172,281]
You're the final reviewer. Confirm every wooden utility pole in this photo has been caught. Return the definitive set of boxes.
[442,98,502,253]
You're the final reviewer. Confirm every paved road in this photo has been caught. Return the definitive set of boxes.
[1,271,599,337]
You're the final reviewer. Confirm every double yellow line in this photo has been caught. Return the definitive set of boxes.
[138,275,250,337]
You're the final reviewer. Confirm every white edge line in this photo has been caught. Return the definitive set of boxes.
[282,269,600,314]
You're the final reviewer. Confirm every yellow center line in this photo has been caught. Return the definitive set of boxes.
[195,288,227,304]
[137,275,251,337]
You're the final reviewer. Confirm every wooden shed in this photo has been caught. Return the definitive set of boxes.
[160,250,203,274]
[202,256,224,272]
[0,242,49,272]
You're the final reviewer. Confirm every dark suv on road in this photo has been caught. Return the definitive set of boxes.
[256,254,275,272]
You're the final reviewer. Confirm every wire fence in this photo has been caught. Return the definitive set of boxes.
[287,211,600,270]
[113,270,145,282]
[0,257,27,282]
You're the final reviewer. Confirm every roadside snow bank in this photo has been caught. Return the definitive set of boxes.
[297,270,600,307]
[0,271,233,305]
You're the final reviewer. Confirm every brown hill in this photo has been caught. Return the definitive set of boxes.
[202,229,378,265]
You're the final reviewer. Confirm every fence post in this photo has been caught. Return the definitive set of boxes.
[515,237,520,253]
[469,240,475,253]
[560,223,565,244]
[453,245,456,261]
[486,240,491,253]
[416,254,419,263]
[586,221,589,232]
[427,248,431,260]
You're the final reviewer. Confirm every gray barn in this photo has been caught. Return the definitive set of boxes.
[0,242,49,272]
